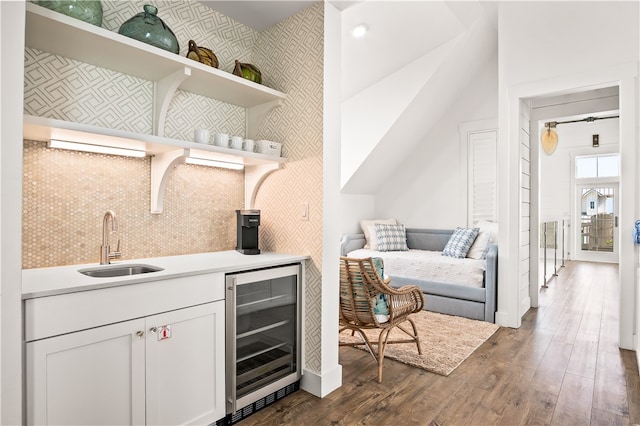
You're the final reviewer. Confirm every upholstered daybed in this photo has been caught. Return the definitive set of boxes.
[340,227,498,323]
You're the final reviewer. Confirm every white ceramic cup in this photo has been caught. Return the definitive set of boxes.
[230,136,244,150]
[194,128,210,144]
[213,133,229,147]
[243,139,256,152]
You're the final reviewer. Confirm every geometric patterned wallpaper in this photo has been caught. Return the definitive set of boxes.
[252,3,325,375]
[22,0,261,269]
[23,0,327,375]
[101,0,258,73]
[25,0,259,139]
[24,47,154,134]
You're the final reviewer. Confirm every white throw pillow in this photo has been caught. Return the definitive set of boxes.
[467,231,490,259]
[360,218,396,249]
[476,220,499,243]
[367,225,380,250]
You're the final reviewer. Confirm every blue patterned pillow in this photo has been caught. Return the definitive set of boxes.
[371,257,389,322]
[442,227,479,258]
[375,224,408,252]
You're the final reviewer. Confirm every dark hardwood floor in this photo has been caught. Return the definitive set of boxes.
[239,261,640,425]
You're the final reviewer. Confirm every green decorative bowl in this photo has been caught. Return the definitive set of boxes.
[234,60,262,85]
[35,0,103,26]
[118,4,179,54]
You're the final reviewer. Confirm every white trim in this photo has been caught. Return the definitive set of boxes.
[500,62,637,344]
[318,1,343,397]
[519,296,532,319]
[300,365,343,398]
[459,118,498,227]
[1,2,26,424]
[616,74,636,350]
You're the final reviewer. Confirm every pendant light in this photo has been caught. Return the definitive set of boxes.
[540,122,558,155]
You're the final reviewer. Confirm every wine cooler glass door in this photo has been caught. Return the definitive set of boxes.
[226,264,301,413]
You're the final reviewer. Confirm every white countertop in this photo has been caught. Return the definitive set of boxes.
[22,251,309,299]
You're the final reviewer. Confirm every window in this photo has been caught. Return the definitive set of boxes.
[576,154,619,178]
[590,201,595,209]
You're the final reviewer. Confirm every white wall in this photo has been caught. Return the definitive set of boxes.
[308,1,343,398]
[373,52,497,229]
[498,1,638,338]
[500,2,638,87]
[539,119,619,225]
[340,194,375,236]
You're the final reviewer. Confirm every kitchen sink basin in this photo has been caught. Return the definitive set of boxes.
[78,263,164,278]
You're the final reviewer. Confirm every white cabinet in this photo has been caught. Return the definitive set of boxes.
[145,302,225,426]
[25,272,226,425]
[27,301,225,426]
[27,318,146,425]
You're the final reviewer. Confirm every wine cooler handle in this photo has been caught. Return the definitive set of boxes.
[226,276,238,414]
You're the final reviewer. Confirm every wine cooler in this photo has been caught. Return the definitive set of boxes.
[225,263,301,416]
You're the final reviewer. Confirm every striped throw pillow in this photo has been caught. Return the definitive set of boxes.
[442,227,479,258]
[375,224,408,252]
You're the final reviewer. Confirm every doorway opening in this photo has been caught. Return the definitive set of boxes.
[528,85,621,305]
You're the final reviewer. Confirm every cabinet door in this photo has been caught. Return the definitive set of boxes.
[26,319,146,426]
[145,301,225,425]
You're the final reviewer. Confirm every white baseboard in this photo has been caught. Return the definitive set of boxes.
[494,310,521,328]
[635,334,639,373]
[520,297,531,319]
[300,364,342,398]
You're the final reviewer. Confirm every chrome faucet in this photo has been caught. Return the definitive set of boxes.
[100,210,122,265]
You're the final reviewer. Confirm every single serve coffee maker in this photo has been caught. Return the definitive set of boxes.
[236,210,261,255]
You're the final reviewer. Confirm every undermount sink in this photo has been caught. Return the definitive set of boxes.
[78,263,164,278]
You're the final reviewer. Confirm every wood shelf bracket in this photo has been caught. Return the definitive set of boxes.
[150,148,188,214]
[153,67,191,137]
[246,99,284,139]
[244,162,283,208]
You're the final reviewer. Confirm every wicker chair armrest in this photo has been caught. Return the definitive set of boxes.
[387,285,424,318]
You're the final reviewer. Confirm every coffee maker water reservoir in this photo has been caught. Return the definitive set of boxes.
[236,210,260,255]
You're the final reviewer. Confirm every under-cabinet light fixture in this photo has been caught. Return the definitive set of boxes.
[185,157,244,170]
[48,139,146,158]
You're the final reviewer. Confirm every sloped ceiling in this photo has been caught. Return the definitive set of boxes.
[198,1,499,196]
[200,1,357,31]
[341,1,468,101]
[341,1,498,194]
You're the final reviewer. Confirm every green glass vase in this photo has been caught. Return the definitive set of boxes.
[118,5,179,55]
[34,0,103,27]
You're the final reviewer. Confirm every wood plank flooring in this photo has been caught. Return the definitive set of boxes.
[238,261,639,425]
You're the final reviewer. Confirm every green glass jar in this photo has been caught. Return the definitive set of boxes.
[118,4,179,55]
[34,0,103,27]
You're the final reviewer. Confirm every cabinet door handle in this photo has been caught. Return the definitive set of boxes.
[136,330,145,338]
[150,327,158,334]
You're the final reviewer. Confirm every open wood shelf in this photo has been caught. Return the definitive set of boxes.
[25,3,286,108]
[24,3,289,212]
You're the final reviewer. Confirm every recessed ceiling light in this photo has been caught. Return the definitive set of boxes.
[351,24,368,38]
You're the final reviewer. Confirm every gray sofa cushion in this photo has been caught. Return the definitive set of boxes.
[406,228,453,251]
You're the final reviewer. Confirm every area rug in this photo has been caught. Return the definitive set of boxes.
[339,310,500,376]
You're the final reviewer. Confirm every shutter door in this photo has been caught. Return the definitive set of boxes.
[468,130,497,225]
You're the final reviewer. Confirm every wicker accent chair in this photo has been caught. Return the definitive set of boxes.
[339,256,425,383]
